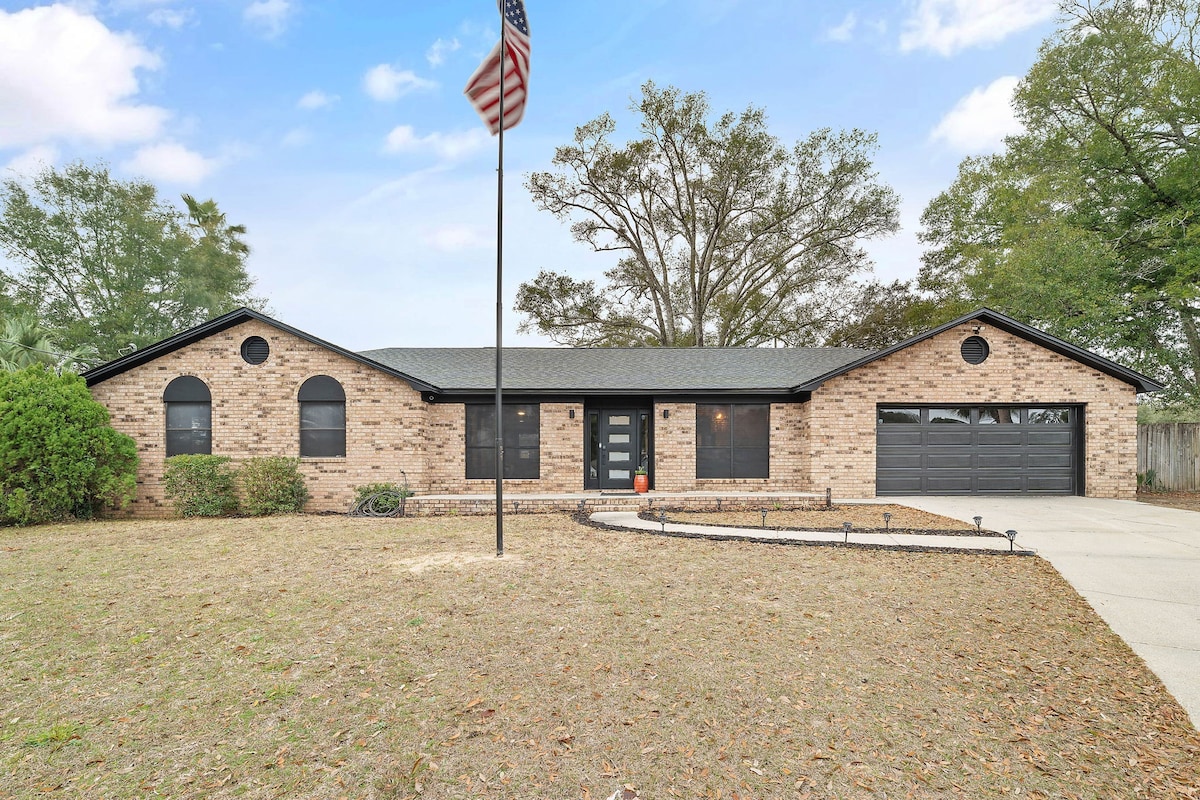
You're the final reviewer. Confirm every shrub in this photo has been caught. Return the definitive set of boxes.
[162,455,239,517]
[0,366,137,525]
[238,457,308,516]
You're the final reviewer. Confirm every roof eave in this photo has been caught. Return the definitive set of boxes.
[81,307,441,393]
[792,307,1166,394]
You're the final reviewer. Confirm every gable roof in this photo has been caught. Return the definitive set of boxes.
[82,306,1163,397]
[81,307,438,392]
[793,307,1165,394]
[360,346,869,395]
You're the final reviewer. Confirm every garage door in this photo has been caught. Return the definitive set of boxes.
[876,406,1079,495]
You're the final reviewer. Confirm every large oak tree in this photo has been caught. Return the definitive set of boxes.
[518,83,901,347]
[919,0,1200,401]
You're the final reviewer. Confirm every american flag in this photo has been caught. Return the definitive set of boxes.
[464,0,530,134]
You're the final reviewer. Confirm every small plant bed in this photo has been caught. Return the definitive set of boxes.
[1137,489,1200,513]
[640,503,1000,537]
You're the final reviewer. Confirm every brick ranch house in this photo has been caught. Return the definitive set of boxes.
[82,307,1162,516]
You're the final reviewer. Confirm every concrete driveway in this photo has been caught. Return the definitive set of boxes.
[893,496,1200,730]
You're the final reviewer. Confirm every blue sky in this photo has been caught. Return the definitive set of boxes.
[0,0,1061,349]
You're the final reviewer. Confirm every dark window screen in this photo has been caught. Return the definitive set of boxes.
[466,404,540,479]
[696,404,769,479]
[164,376,212,456]
[299,376,346,457]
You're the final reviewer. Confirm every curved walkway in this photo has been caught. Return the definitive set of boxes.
[589,511,1030,553]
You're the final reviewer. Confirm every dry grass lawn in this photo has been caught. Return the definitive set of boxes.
[2,514,1198,799]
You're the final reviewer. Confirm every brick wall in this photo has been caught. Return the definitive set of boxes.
[805,321,1138,499]
[90,319,430,515]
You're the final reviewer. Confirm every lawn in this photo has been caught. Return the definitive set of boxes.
[2,514,1197,799]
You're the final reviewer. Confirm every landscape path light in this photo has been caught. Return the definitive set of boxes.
[883,511,892,532]
[973,515,983,534]
[843,521,852,543]
[1005,529,1018,553]
[659,509,667,532]
[761,508,768,528]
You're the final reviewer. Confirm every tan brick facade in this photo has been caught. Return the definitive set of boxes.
[89,315,1140,517]
[805,322,1137,499]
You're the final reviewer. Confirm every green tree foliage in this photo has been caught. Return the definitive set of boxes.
[519,82,900,347]
[919,0,1200,400]
[0,162,263,364]
[822,281,954,350]
[0,366,137,525]
[0,314,95,372]
[162,455,239,517]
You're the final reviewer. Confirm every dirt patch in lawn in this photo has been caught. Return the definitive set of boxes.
[1138,490,1200,513]
[2,514,1197,799]
[656,503,991,535]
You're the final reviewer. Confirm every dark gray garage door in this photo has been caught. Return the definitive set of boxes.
[876,406,1079,495]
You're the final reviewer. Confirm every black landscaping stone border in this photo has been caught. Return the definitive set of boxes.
[574,512,1034,557]
[635,510,1003,538]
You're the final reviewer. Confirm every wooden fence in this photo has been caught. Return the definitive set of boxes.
[1138,423,1200,491]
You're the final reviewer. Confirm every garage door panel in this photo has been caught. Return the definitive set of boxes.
[877,405,1078,496]
[927,430,973,446]
[926,452,973,469]
[979,453,1024,468]
[877,430,923,446]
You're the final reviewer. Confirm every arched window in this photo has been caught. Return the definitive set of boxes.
[164,376,212,456]
[298,375,346,458]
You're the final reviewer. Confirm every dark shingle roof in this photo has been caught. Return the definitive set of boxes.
[358,346,870,394]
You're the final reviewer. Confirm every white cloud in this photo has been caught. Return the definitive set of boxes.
[297,89,337,110]
[122,141,218,183]
[363,64,436,102]
[382,125,489,161]
[281,127,311,148]
[423,224,489,252]
[0,5,167,149]
[147,7,193,29]
[900,0,1057,56]
[243,0,292,39]
[3,145,60,177]
[931,75,1022,153]
[824,12,857,43]
[426,37,461,67]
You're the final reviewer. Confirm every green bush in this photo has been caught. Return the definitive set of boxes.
[0,366,137,525]
[238,457,308,516]
[162,455,239,517]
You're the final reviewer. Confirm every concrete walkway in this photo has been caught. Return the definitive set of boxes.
[590,511,1031,553]
[891,496,1200,730]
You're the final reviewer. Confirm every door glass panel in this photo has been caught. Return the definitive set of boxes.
[608,469,630,480]
[609,451,630,462]
[979,408,1018,424]
[608,415,630,425]
[1027,407,1070,424]
[878,408,920,424]
[588,412,599,482]
[609,433,630,443]
[929,408,971,424]
[639,412,650,470]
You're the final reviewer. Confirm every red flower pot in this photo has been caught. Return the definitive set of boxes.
[633,473,649,493]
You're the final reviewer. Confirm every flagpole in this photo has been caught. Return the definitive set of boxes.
[494,1,506,558]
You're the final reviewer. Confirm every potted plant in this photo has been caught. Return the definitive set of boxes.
[633,465,649,494]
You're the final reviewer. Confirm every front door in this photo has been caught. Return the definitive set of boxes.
[586,408,650,490]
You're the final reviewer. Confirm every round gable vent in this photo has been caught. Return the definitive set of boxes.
[961,335,990,365]
[240,336,270,365]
